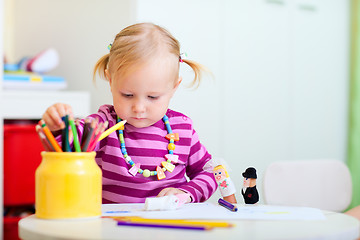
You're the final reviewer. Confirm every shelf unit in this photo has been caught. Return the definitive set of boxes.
[1,90,90,119]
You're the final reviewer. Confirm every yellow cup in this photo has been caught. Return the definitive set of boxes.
[35,152,102,219]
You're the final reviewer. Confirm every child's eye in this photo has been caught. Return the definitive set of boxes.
[122,93,133,98]
[148,95,159,100]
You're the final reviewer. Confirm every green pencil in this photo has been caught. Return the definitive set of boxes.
[69,116,81,152]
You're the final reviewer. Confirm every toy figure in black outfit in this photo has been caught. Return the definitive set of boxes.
[241,167,259,204]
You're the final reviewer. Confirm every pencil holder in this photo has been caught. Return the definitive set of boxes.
[35,152,102,219]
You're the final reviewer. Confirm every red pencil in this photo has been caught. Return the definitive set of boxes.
[87,121,108,152]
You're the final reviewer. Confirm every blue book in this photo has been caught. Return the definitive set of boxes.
[3,71,67,90]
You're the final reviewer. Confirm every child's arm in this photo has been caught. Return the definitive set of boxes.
[177,130,218,203]
[42,103,73,132]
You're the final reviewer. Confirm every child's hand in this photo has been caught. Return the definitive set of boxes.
[157,187,191,203]
[42,103,73,131]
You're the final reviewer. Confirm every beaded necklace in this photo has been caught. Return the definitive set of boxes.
[117,115,180,180]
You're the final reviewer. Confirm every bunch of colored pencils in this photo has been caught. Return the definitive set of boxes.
[79,118,108,152]
[35,116,126,152]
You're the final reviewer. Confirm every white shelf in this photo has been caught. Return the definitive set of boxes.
[1,90,90,119]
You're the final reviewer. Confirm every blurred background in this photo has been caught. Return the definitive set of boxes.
[1,0,359,238]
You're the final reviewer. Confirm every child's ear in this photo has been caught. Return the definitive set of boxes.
[174,76,182,90]
[171,76,182,96]
[105,69,112,85]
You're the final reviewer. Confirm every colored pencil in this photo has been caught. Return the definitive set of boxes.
[69,116,81,152]
[81,119,97,152]
[80,118,91,147]
[218,198,238,212]
[40,117,125,153]
[98,120,127,141]
[87,121,108,152]
[86,122,102,152]
[61,116,71,152]
[39,120,62,152]
[112,216,233,228]
[117,221,212,230]
[35,125,54,151]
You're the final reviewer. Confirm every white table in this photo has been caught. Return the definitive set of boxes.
[19,210,359,240]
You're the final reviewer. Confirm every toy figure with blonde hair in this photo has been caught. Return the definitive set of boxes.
[42,23,217,204]
[213,165,237,203]
[203,158,237,203]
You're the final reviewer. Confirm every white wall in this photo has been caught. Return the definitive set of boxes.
[135,0,349,203]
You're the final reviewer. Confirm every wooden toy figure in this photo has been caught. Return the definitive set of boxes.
[241,167,259,204]
[213,165,237,204]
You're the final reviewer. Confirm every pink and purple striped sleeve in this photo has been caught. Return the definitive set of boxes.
[177,129,218,202]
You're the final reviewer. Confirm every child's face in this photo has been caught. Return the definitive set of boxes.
[213,168,226,182]
[108,59,181,128]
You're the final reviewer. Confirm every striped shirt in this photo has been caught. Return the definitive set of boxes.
[75,105,217,203]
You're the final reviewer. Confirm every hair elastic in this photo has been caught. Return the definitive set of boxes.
[179,53,187,63]
[107,43,112,51]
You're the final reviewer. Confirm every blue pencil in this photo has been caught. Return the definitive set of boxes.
[117,221,212,230]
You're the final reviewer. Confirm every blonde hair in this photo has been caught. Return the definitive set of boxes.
[213,165,229,178]
[93,22,206,88]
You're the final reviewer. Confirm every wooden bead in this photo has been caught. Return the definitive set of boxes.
[157,166,166,180]
[143,169,151,177]
[162,161,175,173]
[165,154,179,163]
[129,163,140,176]
[165,133,179,141]
[168,143,176,151]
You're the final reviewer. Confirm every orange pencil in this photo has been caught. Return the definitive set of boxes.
[35,125,54,151]
[39,120,63,152]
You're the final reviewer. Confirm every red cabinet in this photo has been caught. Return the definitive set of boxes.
[3,121,43,240]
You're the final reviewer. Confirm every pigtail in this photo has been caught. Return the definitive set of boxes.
[182,59,210,89]
[93,54,110,83]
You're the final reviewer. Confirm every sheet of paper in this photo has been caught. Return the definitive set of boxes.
[102,203,326,221]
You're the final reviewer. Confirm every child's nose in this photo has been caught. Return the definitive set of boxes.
[132,99,146,113]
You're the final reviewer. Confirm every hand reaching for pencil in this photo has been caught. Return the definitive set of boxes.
[38,104,127,152]
[42,103,73,131]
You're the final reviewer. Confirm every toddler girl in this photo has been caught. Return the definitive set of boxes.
[42,23,217,204]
